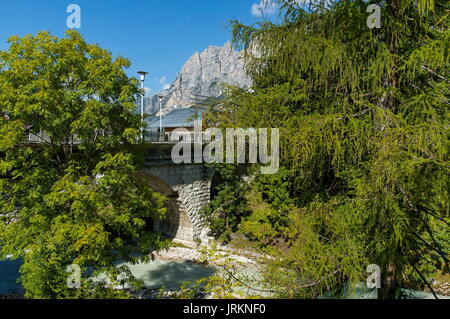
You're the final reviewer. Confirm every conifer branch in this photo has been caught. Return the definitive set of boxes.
[336,109,370,121]
[421,65,449,83]
[410,260,439,299]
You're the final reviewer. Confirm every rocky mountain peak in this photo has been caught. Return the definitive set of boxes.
[144,42,252,115]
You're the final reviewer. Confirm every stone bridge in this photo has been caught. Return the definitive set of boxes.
[139,143,214,246]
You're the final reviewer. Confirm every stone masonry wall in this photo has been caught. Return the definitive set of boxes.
[141,164,214,244]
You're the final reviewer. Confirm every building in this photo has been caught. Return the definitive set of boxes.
[144,106,207,142]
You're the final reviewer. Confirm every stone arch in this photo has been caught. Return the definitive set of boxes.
[140,164,215,244]
[137,172,195,244]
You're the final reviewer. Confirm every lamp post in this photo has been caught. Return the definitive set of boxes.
[137,71,148,140]
[158,95,163,141]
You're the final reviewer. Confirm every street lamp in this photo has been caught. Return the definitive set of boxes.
[137,71,148,140]
[158,95,163,141]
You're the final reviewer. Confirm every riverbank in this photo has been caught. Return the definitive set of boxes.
[1,244,448,299]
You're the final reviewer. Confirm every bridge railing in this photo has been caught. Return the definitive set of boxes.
[25,130,51,144]
[25,131,82,145]
[24,130,205,144]
[144,131,206,143]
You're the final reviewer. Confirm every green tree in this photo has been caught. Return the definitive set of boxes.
[215,0,449,298]
[0,31,166,298]
[200,164,251,243]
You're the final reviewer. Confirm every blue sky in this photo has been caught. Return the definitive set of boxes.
[0,0,280,96]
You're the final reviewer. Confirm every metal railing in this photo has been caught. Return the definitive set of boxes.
[25,131,51,144]
[24,130,205,144]
[143,131,205,143]
[25,131,81,144]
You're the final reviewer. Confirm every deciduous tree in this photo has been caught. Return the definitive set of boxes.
[0,30,166,298]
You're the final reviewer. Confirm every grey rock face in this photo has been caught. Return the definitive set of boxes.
[145,42,251,115]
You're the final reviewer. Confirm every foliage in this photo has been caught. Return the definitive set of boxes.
[252,168,295,230]
[199,164,251,243]
[213,0,449,298]
[260,199,367,298]
[238,190,281,249]
[196,244,263,299]
[0,31,166,298]
[156,280,207,299]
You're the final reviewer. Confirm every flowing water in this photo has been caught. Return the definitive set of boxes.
[117,259,215,290]
[1,257,448,299]
[0,258,22,295]
[0,257,215,295]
